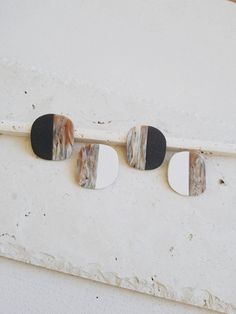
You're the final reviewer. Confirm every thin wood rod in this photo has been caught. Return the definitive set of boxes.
[0,120,235,157]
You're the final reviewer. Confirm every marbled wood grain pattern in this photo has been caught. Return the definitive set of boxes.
[77,144,99,189]
[127,126,148,170]
[52,115,74,161]
[189,152,206,196]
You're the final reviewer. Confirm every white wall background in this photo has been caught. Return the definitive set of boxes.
[0,0,235,313]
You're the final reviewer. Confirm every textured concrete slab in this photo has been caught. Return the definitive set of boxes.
[0,61,235,313]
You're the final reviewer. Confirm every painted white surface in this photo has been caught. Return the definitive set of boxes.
[0,0,236,313]
[168,151,190,196]
[96,145,119,189]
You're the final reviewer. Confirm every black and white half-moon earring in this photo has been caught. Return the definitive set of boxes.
[76,144,119,190]
[126,125,166,170]
[167,151,206,196]
[30,113,74,161]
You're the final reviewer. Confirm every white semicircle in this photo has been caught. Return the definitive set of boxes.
[95,145,119,189]
[168,151,190,196]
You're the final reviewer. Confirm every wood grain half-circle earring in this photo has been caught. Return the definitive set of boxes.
[30,114,74,160]
[76,144,119,189]
[168,151,206,196]
[126,126,166,170]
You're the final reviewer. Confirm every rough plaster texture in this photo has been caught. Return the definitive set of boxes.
[0,257,218,314]
[0,0,236,313]
[0,61,235,313]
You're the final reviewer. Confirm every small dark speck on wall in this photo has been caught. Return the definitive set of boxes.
[188,233,193,241]
[93,120,112,125]
[24,91,27,94]
[169,246,174,256]
[0,233,16,240]
[32,104,36,109]
[96,296,99,300]
[219,178,226,185]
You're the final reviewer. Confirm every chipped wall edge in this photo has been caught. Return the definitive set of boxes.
[0,240,235,314]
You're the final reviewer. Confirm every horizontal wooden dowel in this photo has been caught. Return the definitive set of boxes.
[0,120,235,157]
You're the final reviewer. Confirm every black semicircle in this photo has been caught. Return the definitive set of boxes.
[30,114,54,160]
[145,126,166,170]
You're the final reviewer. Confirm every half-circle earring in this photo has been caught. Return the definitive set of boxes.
[30,113,74,161]
[76,143,119,190]
[167,151,206,196]
[126,125,166,170]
